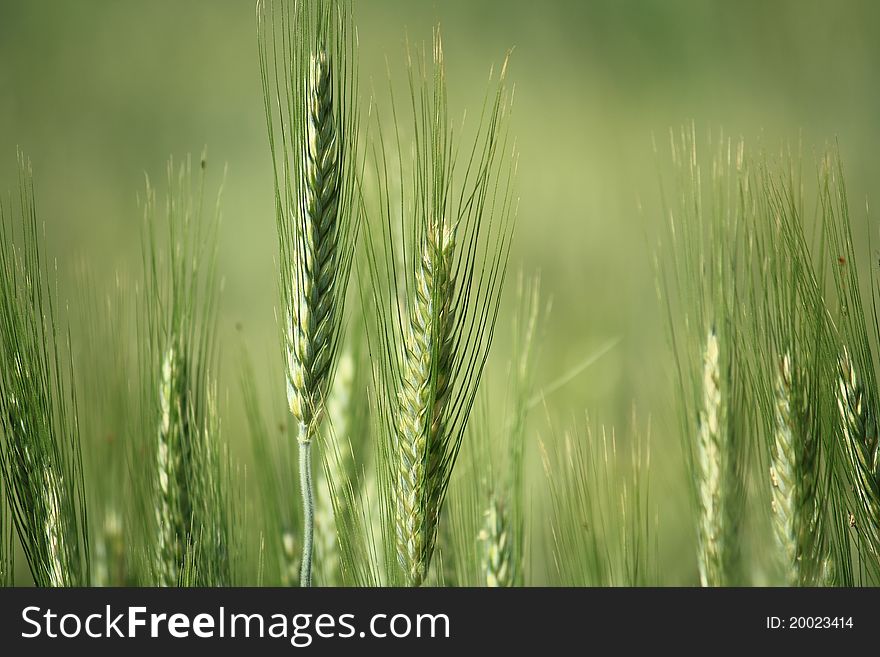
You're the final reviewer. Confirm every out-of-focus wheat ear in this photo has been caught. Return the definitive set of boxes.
[479,497,513,587]
[0,153,90,587]
[769,353,800,585]
[696,328,730,586]
[92,507,124,587]
[280,531,300,587]
[770,352,824,585]
[836,349,880,550]
[140,153,228,587]
[154,346,181,586]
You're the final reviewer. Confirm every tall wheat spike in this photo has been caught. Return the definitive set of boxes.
[366,32,515,586]
[257,0,359,588]
[0,154,90,587]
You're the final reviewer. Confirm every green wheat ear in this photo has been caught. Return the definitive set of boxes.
[140,154,231,587]
[395,220,457,585]
[770,353,824,585]
[659,128,751,587]
[819,152,880,578]
[695,328,730,586]
[0,153,90,587]
[365,31,516,586]
[747,163,833,587]
[257,0,360,588]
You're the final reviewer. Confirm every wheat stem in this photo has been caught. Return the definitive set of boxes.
[299,432,314,587]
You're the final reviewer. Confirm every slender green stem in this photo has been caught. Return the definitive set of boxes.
[299,425,314,588]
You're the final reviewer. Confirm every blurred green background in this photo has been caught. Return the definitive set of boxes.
[2,0,879,584]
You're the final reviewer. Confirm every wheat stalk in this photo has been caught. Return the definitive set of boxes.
[836,349,880,549]
[288,48,338,589]
[258,0,358,588]
[770,352,823,585]
[479,497,513,587]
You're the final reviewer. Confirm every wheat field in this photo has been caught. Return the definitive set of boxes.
[2,0,880,587]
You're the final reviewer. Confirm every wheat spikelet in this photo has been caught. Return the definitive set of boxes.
[395,222,456,586]
[836,349,880,546]
[479,497,513,587]
[770,352,823,585]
